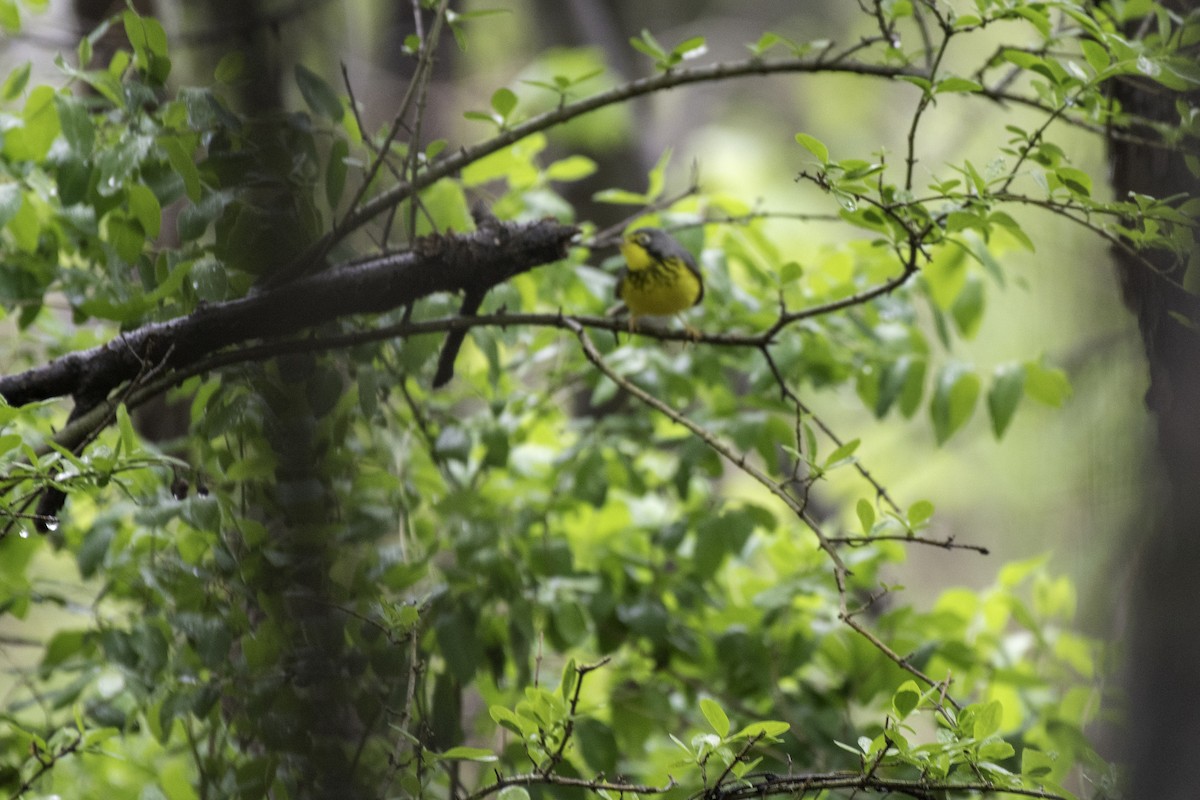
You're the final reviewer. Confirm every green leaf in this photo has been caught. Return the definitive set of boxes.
[731,720,790,740]
[972,700,1002,739]
[116,403,138,456]
[779,261,803,282]
[896,74,933,93]
[822,438,860,470]
[490,87,517,118]
[749,32,784,56]
[700,697,731,736]
[987,363,1025,437]
[1021,747,1055,778]
[550,601,588,647]
[489,705,528,736]
[0,1,19,33]
[931,363,980,444]
[2,60,30,101]
[907,500,934,526]
[122,11,171,83]
[795,132,829,163]
[856,498,875,534]
[1079,39,1110,73]
[560,659,577,701]
[891,680,922,718]
[672,36,707,61]
[127,184,162,238]
[593,188,649,205]
[645,147,673,201]
[161,136,202,203]
[215,51,245,84]
[7,191,39,252]
[988,210,1035,252]
[950,273,985,338]
[1024,359,1071,407]
[934,76,983,94]
[295,64,344,121]
[437,746,498,762]
[923,245,968,309]
[105,213,145,264]
[630,29,669,64]
[1055,166,1092,197]
[5,84,60,163]
[545,155,597,181]
[53,94,94,156]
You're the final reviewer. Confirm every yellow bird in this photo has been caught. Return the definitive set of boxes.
[615,228,704,329]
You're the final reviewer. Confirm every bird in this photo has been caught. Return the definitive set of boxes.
[615,228,704,331]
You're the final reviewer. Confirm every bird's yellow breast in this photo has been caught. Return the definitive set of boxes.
[617,244,703,316]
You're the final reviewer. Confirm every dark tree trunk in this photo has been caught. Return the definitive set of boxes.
[1108,3,1200,793]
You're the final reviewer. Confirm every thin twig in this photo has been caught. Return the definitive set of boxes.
[566,319,848,575]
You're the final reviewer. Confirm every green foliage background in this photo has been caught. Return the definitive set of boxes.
[0,1,1196,798]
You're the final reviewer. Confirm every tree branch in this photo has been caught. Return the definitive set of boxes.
[0,218,576,408]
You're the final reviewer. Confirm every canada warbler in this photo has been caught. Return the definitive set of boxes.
[616,228,704,328]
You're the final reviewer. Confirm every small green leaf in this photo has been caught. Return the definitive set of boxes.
[127,184,162,238]
[931,362,980,444]
[490,87,517,118]
[437,746,498,762]
[2,61,30,101]
[630,29,669,63]
[987,362,1025,437]
[907,500,934,526]
[672,36,707,61]
[489,705,527,736]
[560,659,577,701]
[106,214,145,264]
[7,191,38,253]
[856,498,875,534]
[215,51,245,84]
[1055,166,1092,197]
[972,699,1002,739]
[545,155,597,181]
[645,147,672,201]
[896,74,933,92]
[1021,747,1055,778]
[593,188,648,205]
[1079,39,1111,73]
[731,720,790,740]
[463,110,500,126]
[951,273,985,338]
[822,438,860,470]
[53,95,94,157]
[795,132,829,163]
[750,32,782,55]
[934,76,983,94]
[892,680,922,719]
[923,245,968,309]
[295,64,344,121]
[700,697,731,736]
[162,137,202,203]
[1024,359,1071,407]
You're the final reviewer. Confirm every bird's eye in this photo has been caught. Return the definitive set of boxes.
[636,232,650,245]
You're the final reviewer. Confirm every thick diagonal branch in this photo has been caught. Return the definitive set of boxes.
[0,219,576,408]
